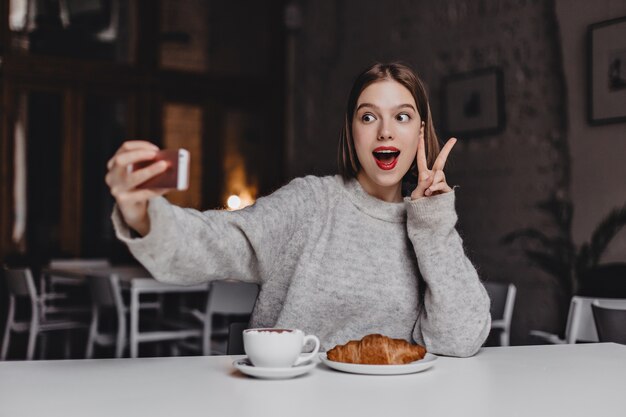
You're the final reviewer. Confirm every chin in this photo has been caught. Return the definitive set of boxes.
[358,159,412,190]
[372,174,403,188]
[362,168,406,189]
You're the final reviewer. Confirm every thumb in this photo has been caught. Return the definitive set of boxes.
[411,171,433,200]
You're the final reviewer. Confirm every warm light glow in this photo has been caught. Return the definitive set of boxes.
[227,195,242,210]
[226,191,255,211]
[222,112,258,211]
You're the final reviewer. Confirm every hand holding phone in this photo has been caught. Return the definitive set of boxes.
[129,149,190,190]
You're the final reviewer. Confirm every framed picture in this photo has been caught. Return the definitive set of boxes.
[441,68,505,138]
[588,16,626,125]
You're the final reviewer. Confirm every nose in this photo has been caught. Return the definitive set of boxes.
[378,119,393,141]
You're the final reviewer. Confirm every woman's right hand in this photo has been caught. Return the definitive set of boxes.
[105,141,170,236]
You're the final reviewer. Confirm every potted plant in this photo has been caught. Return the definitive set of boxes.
[502,199,626,298]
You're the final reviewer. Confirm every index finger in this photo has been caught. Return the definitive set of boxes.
[416,128,428,173]
[107,148,158,171]
[118,140,159,154]
[432,138,457,171]
[108,141,160,170]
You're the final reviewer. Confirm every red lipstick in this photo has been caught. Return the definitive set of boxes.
[372,146,400,170]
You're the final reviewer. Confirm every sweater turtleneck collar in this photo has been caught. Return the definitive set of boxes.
[339,176,406,223]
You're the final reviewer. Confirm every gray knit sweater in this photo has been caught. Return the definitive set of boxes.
[113,175,491,357]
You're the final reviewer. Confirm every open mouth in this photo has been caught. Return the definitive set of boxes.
[372,148,400,170]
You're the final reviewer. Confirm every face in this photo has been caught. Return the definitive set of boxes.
[352,79,423,202]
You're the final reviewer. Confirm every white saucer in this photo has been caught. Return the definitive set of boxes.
[232,358,317,379]
[319,352,438,375]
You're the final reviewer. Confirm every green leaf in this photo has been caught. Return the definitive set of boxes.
[586,204,626,267]
[523,249,571,288]
[575,243,591,278]
[501,228,574,257]
[501,228,552,246]
[536,197,573,232]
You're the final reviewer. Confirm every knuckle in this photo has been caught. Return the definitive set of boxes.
[116,192,130,203]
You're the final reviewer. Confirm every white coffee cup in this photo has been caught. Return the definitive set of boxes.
[243,328,321,368]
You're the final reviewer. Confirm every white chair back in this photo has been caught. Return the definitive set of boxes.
[4,268,38,300]
[2,267,85,360]
[86,274,126,359]
[48,259,111,270]
[564,296,626,343]
[591,299,626,344]
[207,281,259,314]
[202,281,259,355]
[484,282,517,346]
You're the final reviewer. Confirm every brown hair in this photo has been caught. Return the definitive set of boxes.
[338,62,440,186]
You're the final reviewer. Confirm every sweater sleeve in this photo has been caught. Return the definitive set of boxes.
[404,190,491,357]
[111,177,313,286]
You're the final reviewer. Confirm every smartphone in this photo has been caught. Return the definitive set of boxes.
[129,149,190,190]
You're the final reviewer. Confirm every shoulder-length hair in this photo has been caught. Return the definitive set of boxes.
[338,62,441,190]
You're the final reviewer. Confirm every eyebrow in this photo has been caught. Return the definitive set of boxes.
[356,103,417,112]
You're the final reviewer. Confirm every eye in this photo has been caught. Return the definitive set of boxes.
[396,113,411,122]
[361,113,376,123]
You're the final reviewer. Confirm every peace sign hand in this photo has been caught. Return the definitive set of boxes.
[410,130,457,200]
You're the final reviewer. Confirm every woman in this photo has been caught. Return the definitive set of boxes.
[106,62,491,357]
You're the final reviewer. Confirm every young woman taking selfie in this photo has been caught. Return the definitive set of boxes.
[105,62,491,357]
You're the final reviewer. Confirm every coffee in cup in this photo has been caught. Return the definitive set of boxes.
[243,328,321,368]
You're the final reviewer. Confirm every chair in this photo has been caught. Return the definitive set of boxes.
[186,281,259,355]
[1,267,87,360]
[591,300,626,344]
[87,270,203,358]
[530,296,626,344]
[484,282,517,346]
[40,258,111,318]
[86,274,127,358]
[227,322,249,355]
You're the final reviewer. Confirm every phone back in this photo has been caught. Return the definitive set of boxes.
[133,149,181,189]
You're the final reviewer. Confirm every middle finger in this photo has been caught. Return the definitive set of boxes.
[429,169,445,187]
[416,128,428,174]
[126,160,170,190]
[432,137,457,171]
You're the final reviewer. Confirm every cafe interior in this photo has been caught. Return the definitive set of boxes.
[0,0,625,415]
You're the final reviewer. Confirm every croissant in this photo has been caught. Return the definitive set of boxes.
[327,334,426,365]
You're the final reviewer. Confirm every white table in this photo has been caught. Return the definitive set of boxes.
[41,266,209,358]
[0,343,624,417]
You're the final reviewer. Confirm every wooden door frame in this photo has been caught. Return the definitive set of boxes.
[0,0,286,261]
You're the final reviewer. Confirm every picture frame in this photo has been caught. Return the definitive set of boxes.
[441,67,505,138]
[588,16,626,125]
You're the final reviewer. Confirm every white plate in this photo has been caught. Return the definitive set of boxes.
[232,358,317,380]
[319,352,437,375]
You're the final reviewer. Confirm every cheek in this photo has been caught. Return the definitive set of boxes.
[400,128,419,154]
[352,125,369,153]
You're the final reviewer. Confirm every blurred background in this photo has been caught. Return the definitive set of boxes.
[0,0,625,355]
